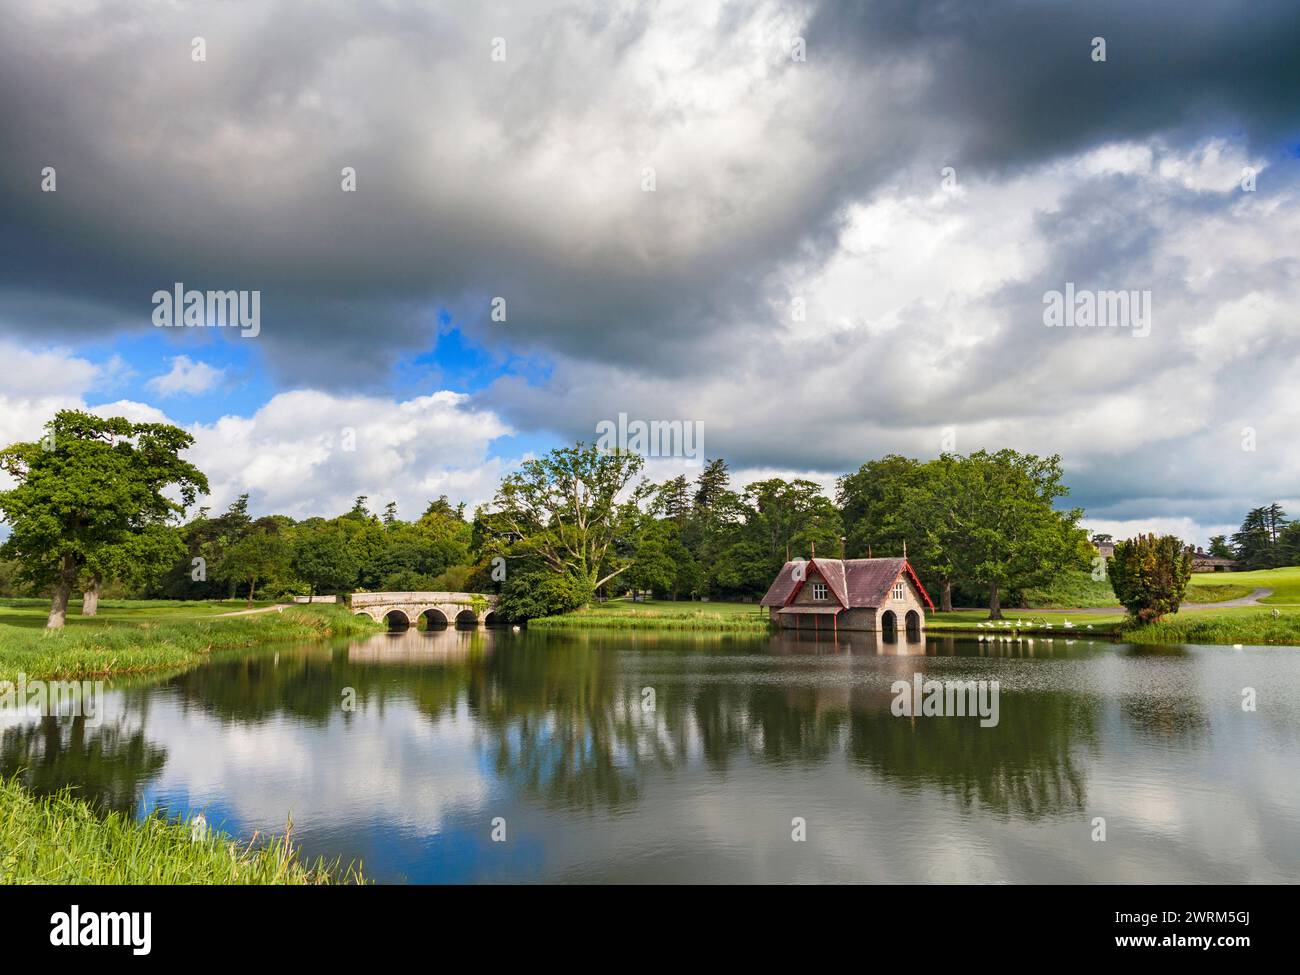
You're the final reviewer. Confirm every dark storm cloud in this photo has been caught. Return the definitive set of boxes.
[2,0,1299,543]
[0,0,835,385]
[804,0,1300,170]
[4,0,1294,392]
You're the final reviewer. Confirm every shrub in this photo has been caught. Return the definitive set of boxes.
[1109,534,1193,623]
[496,572,593,621]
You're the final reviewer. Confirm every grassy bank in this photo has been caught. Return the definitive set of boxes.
[541,597,1299,645]
[533,598,771,631]
[1119,606,1300,646]
[1021,572,1119,608]
[927,609,1125,636]
[0,603,380,682]
[926,604,1300,646]
[0,777,361,884]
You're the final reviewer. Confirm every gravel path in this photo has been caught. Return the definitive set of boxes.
[1178,587,1273,610]
[213,603,292,617]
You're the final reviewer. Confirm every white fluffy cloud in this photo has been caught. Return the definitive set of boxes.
[184,389,513,518]
[147,355,226,397]
[0,345,514,520]
[0,341,104,479]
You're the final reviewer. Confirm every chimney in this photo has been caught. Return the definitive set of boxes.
[810,540,816,558]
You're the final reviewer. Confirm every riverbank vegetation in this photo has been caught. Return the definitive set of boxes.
[1119,607,1300,646]
[912,604,1300,645]
[0,776,361,884]
[926,609,1125,636]
[0,603,379,682]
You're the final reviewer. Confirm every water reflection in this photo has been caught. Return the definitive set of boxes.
[1,716,166,815]
[3,627,1298,883]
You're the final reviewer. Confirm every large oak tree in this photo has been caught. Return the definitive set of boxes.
[0,411,207,628]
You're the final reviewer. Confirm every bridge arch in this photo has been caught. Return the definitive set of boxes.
[454,609,479,628]
[419,607,449,629]
[383,609,413,631]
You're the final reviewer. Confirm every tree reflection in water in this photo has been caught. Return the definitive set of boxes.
[4,628,1125,823]
[1,715,166,816]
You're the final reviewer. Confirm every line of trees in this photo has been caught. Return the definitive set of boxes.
[478,444,1090,621]
[2,412,1091,626]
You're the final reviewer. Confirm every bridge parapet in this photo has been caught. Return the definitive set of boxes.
[347,591,500,627]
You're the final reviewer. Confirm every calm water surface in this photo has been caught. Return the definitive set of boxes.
[5,628,1299,883]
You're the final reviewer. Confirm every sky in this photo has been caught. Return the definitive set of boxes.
[1,0,1298,545]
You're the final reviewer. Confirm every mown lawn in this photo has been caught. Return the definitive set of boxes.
[928,608,1126,635]
[0,777,361,885]
[541,588,1300,644]
[1189,565,1300,604]
[0,597,277,631]
[1020,569,1251,608]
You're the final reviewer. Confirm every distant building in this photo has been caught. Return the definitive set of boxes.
[1096,537,1238,572]
[1092,538,1116,560]
[759,557,933,634]
[1187,547,1238,572]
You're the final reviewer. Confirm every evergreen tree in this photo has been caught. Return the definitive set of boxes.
[1232,507,1274,568]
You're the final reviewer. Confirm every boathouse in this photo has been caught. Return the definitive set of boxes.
[759,557,933,636]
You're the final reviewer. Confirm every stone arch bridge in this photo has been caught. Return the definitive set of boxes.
[347,591,501,629]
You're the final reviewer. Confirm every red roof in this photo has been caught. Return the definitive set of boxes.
[759,557,934,610]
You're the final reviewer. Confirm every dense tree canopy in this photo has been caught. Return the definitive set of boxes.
[839,450,1087,618]
[2,411,1200,626]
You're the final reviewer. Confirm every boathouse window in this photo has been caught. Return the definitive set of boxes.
[812,582,828,601]
[892,581,905,601]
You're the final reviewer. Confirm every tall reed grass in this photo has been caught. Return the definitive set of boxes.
[1120,611,1300,646]
[0,776,362,884]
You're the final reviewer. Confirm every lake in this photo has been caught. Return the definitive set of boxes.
[4,627,1298,883]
